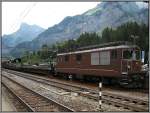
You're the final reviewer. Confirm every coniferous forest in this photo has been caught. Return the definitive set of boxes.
[21,22,149,64]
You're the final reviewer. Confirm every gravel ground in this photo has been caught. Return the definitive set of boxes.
[103,88,148,101]
[2,83,31,112]
[51,78,149,101]
[46,75,149,101]
[3,72,132,112]
[2,86,17,112]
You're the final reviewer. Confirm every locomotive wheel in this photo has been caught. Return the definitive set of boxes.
[127,82,142,88]
[131,74,144,88]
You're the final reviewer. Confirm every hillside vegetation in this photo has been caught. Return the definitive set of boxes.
[21,22,149,65]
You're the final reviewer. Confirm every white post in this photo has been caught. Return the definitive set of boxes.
[141,51,145,63]
[99,78,102,111]
[69,75,72,81]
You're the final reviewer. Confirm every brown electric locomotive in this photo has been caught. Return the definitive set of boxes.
[55,42,144,88]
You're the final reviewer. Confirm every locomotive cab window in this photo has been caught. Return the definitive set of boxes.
[65,55,69,62]
[123,50,140,60]
[111,50,117,59]
[60,57,63,62]
[76,54,82,61]
[132,50,141,60]
[57,57,59,62]
[123,50,132,59]
[135,50,140,60]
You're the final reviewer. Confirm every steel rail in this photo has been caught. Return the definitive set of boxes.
[2,75,74,112]
[2,83,34,112]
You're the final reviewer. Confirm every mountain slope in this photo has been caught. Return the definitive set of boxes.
[2,23,45,47]
[32,2,148,48]
[10,2,148,57]
[2,23,45,57]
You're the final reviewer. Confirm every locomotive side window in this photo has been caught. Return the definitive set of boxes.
[111,50,117,59]
[65,55,69,62]
[91,52,99,65]
[76,54,82,61]
[100,51,110,65]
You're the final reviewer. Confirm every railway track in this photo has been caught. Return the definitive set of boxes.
[2,84,31,112]
[3,69,149,112]
[2,83,33,112]
[2,75,74,112]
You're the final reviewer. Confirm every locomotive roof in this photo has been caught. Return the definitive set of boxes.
[77,41,131,50]
[57,45,140,56]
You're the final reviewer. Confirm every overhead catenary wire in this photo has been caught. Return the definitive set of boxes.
[9,2,37,33]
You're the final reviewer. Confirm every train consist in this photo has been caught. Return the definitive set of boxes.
[2,41,148,88]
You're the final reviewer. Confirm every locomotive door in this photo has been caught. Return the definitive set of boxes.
[121,49,133,75]
[121,60,128,74]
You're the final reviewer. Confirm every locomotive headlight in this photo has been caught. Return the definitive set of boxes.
[127,65,131,69]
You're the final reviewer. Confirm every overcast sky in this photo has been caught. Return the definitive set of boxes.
[2,2,147,35]
[2,2,99,35]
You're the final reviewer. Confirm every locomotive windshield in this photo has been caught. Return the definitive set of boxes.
[123,50,132,59]
[123,50,140,60]
[135,50,140,60]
